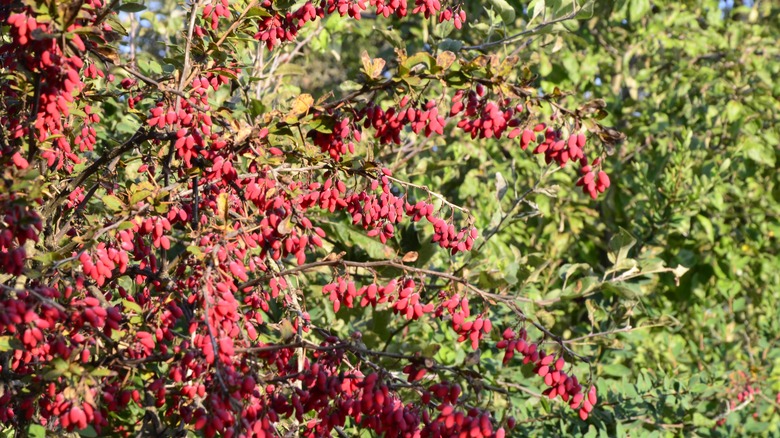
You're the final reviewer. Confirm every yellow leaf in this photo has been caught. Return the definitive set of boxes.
[290,94,314,117]
[361,50,386,79]
[217,192,229,223]
[277,216,294,235]
[402,251,419,263]
[436,51,457,70]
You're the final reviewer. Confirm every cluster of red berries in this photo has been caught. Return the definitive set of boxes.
[426,404,507,438]
[307,87,611,201]
[2,1,108,171]
[324,277,386,311]
[0,195,42,275]
[363,97,447,144]
[576,157,611,199]
[77,210,181,289]
[438,294,492,349]
[245,166,476,264]
[451,85,612,200]
[452,87,522,140]
[357,169,477,253]
[74,105,100,153]
[392,279,435,320]
[716,382,761,426]
[78,243,129,286]
[249,0,465,50]
[147,71,232,168]
[497,327,597,420]
[251,1,321,49]
[69,296,122,334]
[323,276,437,320]
[242,175,327,265]
[311,116,358,161]
[202,0,231,30]
[52,401,100,432]
[437,4,466,29]
[318,277,501,353]
[519,123,586,167]
[0,285,60,353]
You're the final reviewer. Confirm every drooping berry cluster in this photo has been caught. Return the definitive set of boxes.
[715,381,762,426]
[202,0,231,30]
[0,195,42,275]
[576,157,611,199]
[437,294,492,349]
[364,97,446,144]
[451,86,522,140]
[246,0,466,50]
[2,1,109,171]
[146,70,233,168]
[498,327,597,420]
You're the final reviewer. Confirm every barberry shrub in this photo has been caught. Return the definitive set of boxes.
[3,0,769,437]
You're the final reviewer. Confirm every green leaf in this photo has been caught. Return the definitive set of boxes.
[27,425,46,438]
[601,281,645,298]
[324,223,395,260]
[117,2,146,13]
[377,27,405,50]
[439,39,463,53]
[0,336,22,352]
[725,100,742,122]
[575,0,596,19]
[495,172,508,202]
[90,367,116,377]
[535,309,555,328]
[129,182,155,204]
[44,358,70,380]
[122,299,143,314]
[488,0,516,24]
[559,263,590,281]
[273,0,309,10]
[102,195,124,212]
[246,7,272,18]
[338,81,363,94]
[607,227,636,266]
[78,426,99,438]
[529,0,546,23]
[400,52,435,76]
[744,421,769,433]
[744,142,776,167]
[602,363,632,377]
[692,412,715,428]
[187,245,203,257]
[504,261,520,285]
[629,0,650,22]
[696,214,714,242]
[433,19,455,39]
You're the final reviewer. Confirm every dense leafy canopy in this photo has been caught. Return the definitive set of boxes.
[0,0,778,437]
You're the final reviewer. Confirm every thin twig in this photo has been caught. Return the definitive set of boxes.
[237,258,588,362]
[562,324,667,344]
[212,0,259,49]
[712,395,754,422]
[120,65,207,112]
[461,3,585,51]
[42,129,156,219]
[384,175,471,215]
[178,0,203,97]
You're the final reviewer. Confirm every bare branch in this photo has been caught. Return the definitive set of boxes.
[461,3,585,52]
